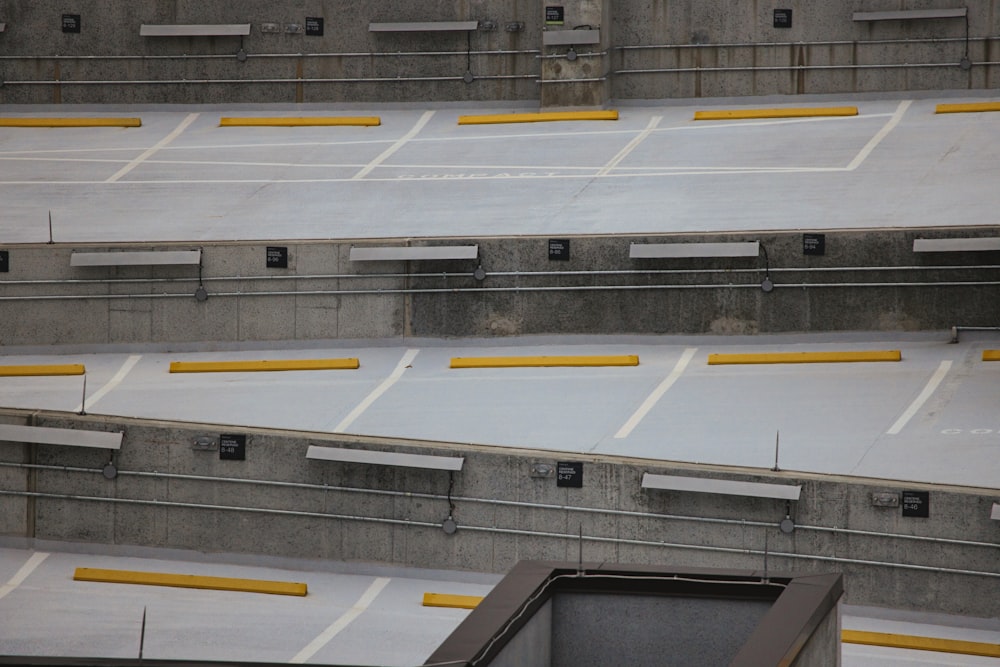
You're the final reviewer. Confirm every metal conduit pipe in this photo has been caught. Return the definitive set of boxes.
[2,265,997,288]
[0,49,541,61]
[616,35,999,51]
[2,74,539,86]
[2,461,997,551]
[615,61,1000,75]
[3,280,1000,302]
[1,488,996,579]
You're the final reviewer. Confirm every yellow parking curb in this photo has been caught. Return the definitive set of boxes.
[707,351,901,365]
[422,592,484,609]
[693,107,858,121]
[169,358,360,373]
[982,350,1000,361]
[458,110,619,125]
[0,364,86,376]
[451,355,639,368]
[842,630,1000,658]
[74,567,307,596]
[0,118,141,128]
[935,102,1000,114]
[220,117,381,127]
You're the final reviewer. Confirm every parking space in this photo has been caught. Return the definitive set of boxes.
[2,96,999,242]
[1,333,995,488]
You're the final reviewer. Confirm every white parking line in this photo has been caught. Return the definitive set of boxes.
[352,111,435,180]
[289,577,391,663]
[598,115,662,176]
[614,348,697,439]
[334,349,419,432]
[0,552,49,602]
[886,360,952,435]
[73,355,142,413]
[105,113,200,183]
[846,100,911,171]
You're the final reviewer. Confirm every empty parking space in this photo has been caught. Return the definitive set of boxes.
[2,97,998,241]
[0,335,994,487]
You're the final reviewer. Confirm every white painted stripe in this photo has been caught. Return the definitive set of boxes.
[334,349,419,432]
[887,360,952,435]
[105,113,200,183]
[614,348,697,439]
[352,111,435,180]
[598,115,662,176]
[846,100,911,171]
[73,355,141,413]
[289,577,390,663]
[0,552,49,601]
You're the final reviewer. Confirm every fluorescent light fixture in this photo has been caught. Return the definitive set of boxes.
[641,472,801,500]
[306,445,463,471]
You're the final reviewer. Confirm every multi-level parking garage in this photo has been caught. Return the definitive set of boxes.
[1,94,998,665]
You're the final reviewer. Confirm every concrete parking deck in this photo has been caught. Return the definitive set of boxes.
[1,95,999,244]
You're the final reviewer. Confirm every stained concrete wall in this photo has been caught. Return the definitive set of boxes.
[2,228,1000,346]
[551,594,771,666]
[0,408,997,618]
[0,1,998,105]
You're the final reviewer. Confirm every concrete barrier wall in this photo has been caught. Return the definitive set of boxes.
[2,228,1000,346]
[0,408,997,617]
[0,1,997,105]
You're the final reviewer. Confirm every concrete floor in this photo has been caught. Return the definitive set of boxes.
[1,95,999,244]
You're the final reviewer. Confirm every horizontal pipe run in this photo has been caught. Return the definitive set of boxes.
[3,280,1000,302]
[616,36,997,50]
[3,265,998,288]
[0,49,542,61]
[3,489,997,579]
[73,567,308,596]
[450,354,639,368]
[708,351,901,365]
[1,74,538,86]
[0,364,85,376]
[841,630,1000,658]
[616,62,988,75]
[3,461,998,551]
[169,358,360,373]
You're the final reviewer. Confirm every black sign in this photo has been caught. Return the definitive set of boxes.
[62,14,81,33]
[545,6,565,25]
[219,434,247,461]
[556,461,583,488]
[901,490,929,517]
[0,251,8,273]
[266,246,288,269]
[305,17,324,36]
[773,9,792,29]
[803,233,826,256]
[548,239,570,261]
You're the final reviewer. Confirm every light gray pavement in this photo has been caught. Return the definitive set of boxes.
[0,331,997,489]
[1,95,999,244]
[1,544,997,665]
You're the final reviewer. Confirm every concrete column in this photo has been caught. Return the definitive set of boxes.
[539,0,611,108]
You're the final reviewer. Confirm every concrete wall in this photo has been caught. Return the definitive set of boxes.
[792,607,842,667]
[2,228,1000,346]
[1,408,997,618]
[0,1,997,105]
[551,594,771,666]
